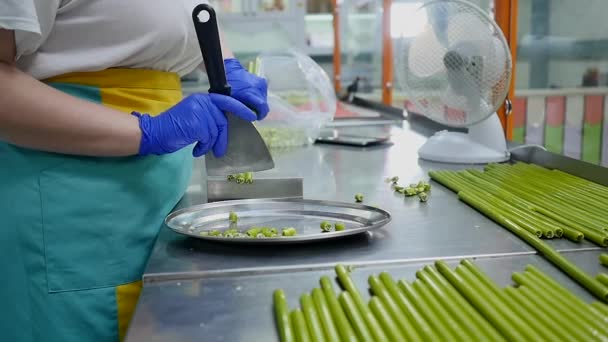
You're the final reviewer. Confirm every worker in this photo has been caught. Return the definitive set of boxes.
[0,1,269,341]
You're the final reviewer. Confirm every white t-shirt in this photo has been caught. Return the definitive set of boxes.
[0,0,207,79]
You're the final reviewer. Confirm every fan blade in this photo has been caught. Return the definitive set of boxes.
[447,12,489,46]
[408,26,447,77]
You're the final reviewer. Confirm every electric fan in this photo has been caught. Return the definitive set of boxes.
[397,0,512,163]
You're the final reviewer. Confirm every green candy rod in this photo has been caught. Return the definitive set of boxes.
[379,272,440,341]
[368,297,407,342]
[319,276,358,342]
[526,265,608,323]
[454,266,544,341]
[334,265,387,342]
[338,292,373,342]
[503,287,573,341]
[591,302,608,317]
[419,266,505,341]
[398,279,456,341]
[513,273,607,339]
[368,275,422,342]
[291,309,312,342]
[412,280,470,341]
[435,261,527,341]
[311,288,340,342]
[415,269,490,341]
[601,254,608,267]
[459,191,608,301]
[597,274,608,288]
[517,286,592,341]
[274,289,295,342]
[300,293,326,342]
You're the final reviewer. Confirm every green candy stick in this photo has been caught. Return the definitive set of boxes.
[338,292,372,342]
[368,297,407,342]
[311,288,340,342]
[319,276,357,342]
[368,276,421,342]
[274,290,295,342]
[335,265,387,342]
[290,309,311,342]
[300,293,326,342]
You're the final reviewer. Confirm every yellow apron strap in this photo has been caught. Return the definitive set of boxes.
[116,281,143,342]
[45,69,183,116]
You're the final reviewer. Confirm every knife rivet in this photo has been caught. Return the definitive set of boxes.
[197,10,210,23]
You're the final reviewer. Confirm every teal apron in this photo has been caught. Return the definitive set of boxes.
[0,69,193,342]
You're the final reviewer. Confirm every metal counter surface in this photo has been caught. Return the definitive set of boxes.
[144,122,601,280]
[127,250,608,342]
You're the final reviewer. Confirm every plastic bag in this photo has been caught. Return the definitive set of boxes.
[255,49,336,148]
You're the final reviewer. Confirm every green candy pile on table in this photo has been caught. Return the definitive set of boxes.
[430,162,608,303]
[274,259,608,342]
[387,176,431,202]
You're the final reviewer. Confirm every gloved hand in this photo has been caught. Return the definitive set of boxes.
[134,93,256,157]
[224,58,270,120]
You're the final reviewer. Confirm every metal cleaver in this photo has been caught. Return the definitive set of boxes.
[192,4,274,176]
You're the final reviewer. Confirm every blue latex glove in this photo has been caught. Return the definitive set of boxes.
[224,58,270,120]
[134,93,256,157]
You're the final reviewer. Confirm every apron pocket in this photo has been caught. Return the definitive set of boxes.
[39,152,191,293]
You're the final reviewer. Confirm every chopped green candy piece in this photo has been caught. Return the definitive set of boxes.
[262,230,278,237]
[419,192,429,202]
[246,227,261,237]
[262,227,278,237]
[320,221,332,232]
[334,222,346,231]
[199,231,210,236]
[282,227,297,236]
[208,230,222,237]
[228,211,238,223]
[354,193,364,202]
[385,176,399,183]
[404,187,418,196]
[227,174,235,182]
[244,172,253,184]
[224,228,239,235]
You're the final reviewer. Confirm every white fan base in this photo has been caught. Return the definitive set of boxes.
[418,114,510,164]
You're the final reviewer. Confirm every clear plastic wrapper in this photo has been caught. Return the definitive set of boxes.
[255,49,336,148]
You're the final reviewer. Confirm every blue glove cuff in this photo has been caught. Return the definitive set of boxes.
[132,111,155,156]
[224,58,243,72]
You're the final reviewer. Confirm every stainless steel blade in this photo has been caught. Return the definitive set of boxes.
[205,113,274,176]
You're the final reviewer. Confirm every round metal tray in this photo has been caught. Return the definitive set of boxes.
[165,198,391,244]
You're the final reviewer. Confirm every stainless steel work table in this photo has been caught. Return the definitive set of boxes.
[127,116,606,341]
[128,250,607,342]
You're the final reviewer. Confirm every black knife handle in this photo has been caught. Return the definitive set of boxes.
[192,4,231,96]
